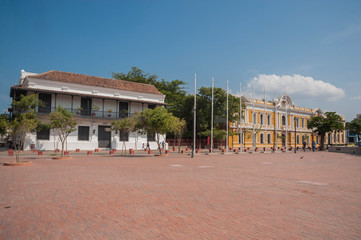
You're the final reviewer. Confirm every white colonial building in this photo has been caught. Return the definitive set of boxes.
[10,70,166,151]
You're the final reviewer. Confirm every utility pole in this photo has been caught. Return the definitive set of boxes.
[192,73,196,158]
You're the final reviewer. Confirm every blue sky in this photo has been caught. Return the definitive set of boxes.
[1,0,360,120]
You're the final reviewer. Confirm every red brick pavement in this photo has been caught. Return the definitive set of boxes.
[0,152,360,239]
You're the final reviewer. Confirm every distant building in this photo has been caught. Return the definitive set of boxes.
[9,70,166,151]
[347,114,361,146]
[228,94,346,150]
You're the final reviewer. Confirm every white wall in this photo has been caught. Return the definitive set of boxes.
[25,121,167,151]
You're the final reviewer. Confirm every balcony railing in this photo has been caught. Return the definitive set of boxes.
[37,107,132,119]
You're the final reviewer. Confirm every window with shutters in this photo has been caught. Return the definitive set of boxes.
[78,126,89,141]
[37,128,50,140]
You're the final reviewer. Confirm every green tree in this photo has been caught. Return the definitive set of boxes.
[199,128,227,148]
[183,87,241,141]
[346,118,361,135]
[111,115,138,155]
[0,114,9,136]
[307,112,344,150]
[8,94,42,163]
[12,94,40,114]
[49,106,77,157]
[169,115,186,152]
[138,107,176,154]
[8,113,40,163]
[112,67,187,117]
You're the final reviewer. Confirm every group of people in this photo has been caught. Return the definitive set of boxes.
[302,140,317,152]
[142,141,166,151]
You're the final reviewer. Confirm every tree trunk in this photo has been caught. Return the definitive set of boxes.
[123,140,126,155]
[16,142,20,163]
[178,138,181,153]
[61,140,65,157]
[156,133,161,154]
[320,133,325,151]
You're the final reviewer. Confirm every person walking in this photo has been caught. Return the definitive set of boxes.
[146,141,150,151]
[312,140,316,152]
[162,141,165,150]
[303,141,307,152]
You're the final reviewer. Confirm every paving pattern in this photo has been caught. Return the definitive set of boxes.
[0,151,361,239]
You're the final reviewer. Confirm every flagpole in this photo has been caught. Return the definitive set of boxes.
[240,82,242,153]
[285,99,288,151]
[192,73,196,158]
[226,80,229,153]
[252,85,255,152]
[264,88,266,151]
[211,77,214,154]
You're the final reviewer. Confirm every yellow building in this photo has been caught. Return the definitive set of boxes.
[229,94,346,151]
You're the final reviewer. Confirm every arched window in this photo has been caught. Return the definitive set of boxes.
[334,134,336,142]
[341,134,344,143]
[267,115,271,125]
[260,133,264,144]
[302,119,305,128]
[267,133,271,143]
[297,135,300,144]
[253,112,257,124]
[260,114,264,125]
[282,115,286,126]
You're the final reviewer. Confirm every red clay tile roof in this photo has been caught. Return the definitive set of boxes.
[10,86,166,105]
[27,70,163,95]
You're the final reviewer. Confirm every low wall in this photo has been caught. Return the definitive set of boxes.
[328,146,361,155]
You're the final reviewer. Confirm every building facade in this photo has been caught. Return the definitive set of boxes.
[9,70,166,151]
[229,94,346,150]
[347,114,361,146]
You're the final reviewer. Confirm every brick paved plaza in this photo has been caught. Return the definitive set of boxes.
[0,151,360,239]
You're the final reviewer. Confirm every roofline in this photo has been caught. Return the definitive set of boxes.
[10,86,167,105]
[26,70,164,96]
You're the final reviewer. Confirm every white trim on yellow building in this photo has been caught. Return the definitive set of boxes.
[229,94,345,151]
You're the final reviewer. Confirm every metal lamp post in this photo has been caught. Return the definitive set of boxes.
[294,117,298,153]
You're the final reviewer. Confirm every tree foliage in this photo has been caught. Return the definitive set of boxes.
[169,115,186,152]
[112,67,187,117]
[307,112,344,150]
[111,114,139,154]
[346,118,361,135]
[198,129,227,140]
[12,94,41,114]
[8,94,41,162]
[138,107,177,154]
[180,87,241,138]
[49,106,77,157]
[0,114,9,136]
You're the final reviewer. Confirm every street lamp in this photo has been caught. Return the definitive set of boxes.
[294,117,298,153]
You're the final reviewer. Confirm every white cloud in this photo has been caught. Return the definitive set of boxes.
[246,74,345,101]
[352,96,361,101]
